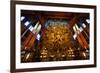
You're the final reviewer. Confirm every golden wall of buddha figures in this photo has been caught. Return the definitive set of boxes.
[40,25,75,61]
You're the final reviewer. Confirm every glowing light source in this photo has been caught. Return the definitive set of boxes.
[73,34,77,40]
[86,19,90,24]
[21,16,25,21]
[36,24,41,34]
[79,27,83,32]
[36,34,41,40]
[82,23,86,28]
[24,21,30,26]
[28,25,34,32]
